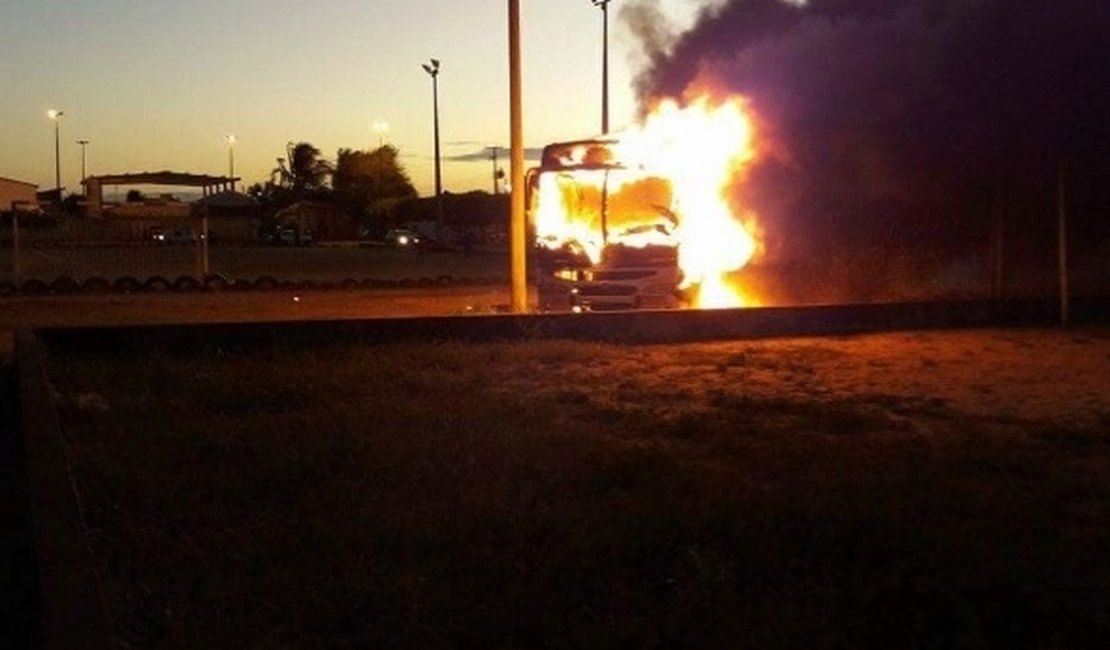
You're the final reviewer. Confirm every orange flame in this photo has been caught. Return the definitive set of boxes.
[534,95,761,308]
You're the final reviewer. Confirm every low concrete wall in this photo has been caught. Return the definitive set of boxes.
[33,298,1107,354]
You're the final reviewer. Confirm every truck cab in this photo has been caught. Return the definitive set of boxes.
[527,139,684,311]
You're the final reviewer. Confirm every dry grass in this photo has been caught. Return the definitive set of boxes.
[49,327,1110,648]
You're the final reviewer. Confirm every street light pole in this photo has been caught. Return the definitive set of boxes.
[373,121,390,148]
[422,59,443,240]
[223,134,236,191]
[76,139,89,187]
[592,0,611,134]
[48,109,64,196]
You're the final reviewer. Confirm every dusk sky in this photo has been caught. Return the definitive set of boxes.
[0,1,709,197]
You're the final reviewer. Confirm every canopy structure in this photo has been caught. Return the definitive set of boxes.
[82,171,240,217]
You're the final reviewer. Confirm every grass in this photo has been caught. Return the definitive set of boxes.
[49,328,1110,648]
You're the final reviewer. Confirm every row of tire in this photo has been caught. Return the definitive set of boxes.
[0,273,505,297]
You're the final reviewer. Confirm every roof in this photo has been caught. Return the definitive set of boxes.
[0,176,38,188]
[84,171,239,187]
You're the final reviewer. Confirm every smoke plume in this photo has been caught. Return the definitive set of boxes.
[623,0,1110,298]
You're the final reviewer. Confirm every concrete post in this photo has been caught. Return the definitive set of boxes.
[509,0,528,313]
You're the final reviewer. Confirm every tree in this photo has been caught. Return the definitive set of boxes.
[333,145,417,224]
[246,181,291,211]
[274,142,333,199]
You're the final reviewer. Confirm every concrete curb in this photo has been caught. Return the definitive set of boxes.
[14,330,111,650]
[31,298,1106,354]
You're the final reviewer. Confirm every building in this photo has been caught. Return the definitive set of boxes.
[0,177,39,212]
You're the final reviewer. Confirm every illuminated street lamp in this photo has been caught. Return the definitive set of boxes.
[591,0,611,134]
[48,109,64,195]
[223,133,237,191]
[372,121,390,148]
[421,58,443,238]
[76,139,90,185]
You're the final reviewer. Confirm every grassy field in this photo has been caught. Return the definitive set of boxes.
[49,327,1110,648]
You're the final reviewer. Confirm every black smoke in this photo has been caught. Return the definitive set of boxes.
[625,0,1110,300]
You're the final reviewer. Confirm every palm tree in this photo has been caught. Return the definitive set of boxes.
[273,142,333,198]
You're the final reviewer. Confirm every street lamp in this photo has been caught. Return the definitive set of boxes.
[372,121,390,148]
[76,139,90,187]
[592,0,611,134]
[223,133,237,191]
[487,146,502,194]
[48,109,64,196]
[421,58,443,239]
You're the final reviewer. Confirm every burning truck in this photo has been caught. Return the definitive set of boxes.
[528,138,683,311]
[526,97,761,311]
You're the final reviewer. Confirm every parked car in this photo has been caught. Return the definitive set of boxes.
[259,223,314,246]
[150,225,198,245]
[385,228,420,247]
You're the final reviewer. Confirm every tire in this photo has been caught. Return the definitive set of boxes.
[254,275,279,291]
[203,273,229,291]
[340,278,359,291]
[435,274,455,286]
[21,279,49,296]
[172,276,201,292]
[144,275,172,292]
[82,276,111,294]
[0,281,17,297]
[229,278,253,292]
[112,276,142,294]
[50,276,80,294]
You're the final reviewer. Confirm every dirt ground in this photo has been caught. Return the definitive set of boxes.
[491,327,1110,430]
[44,322,1110,647]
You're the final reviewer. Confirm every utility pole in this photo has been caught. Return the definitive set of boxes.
[509,0,528,312]
[592,0,611,134]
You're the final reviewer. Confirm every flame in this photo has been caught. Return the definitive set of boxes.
[533,95,761,308]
